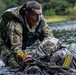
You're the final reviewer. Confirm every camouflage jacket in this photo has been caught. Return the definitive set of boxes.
[1,6,54,57]
[8,8,53,52]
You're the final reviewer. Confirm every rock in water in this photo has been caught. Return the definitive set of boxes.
[0,60,5,67]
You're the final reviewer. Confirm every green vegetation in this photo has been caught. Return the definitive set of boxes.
[0,0,76,22]
[45,16,70,23]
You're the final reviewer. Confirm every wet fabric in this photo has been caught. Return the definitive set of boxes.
[36,37,61,58]
[36,38,76,70]
[50,43,76,70]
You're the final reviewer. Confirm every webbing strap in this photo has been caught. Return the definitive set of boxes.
[63,54,72,67]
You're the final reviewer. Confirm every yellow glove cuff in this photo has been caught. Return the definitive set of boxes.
[17,51,26,58]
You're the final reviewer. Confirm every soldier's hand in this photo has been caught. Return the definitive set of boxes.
[24,55,32,65]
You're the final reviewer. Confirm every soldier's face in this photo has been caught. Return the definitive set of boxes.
[26,8,42,26]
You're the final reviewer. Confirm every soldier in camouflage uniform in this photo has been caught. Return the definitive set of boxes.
[0,1,56,68]
[37,37,76,71]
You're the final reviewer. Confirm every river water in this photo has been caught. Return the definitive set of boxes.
[49,20,76,43]
[0,20,76,75]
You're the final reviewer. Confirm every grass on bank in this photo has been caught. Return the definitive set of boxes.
[45,15,70,23]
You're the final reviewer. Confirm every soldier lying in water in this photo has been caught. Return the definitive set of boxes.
[36,37,76,70]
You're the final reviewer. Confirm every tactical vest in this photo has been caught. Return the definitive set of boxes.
[22,19,44,50]
[0,7,45,50]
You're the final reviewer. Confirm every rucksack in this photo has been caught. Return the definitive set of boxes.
[0,7,18,32]
[0,7,19,48]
